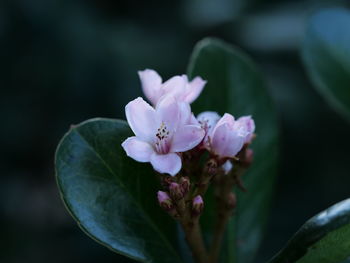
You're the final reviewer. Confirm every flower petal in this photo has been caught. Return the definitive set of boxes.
[185,77,207,104]
[150,152,182,176]
[138,69,163,105]
[237,115,256,143]
[210,113,235,138]
[121,136,154,162]
[171,125,205,152]
[125,97,157,142]
[189,113,200,125]
[155,96,180,132]
[162,75,187,97]
[216,113,235,127]
[211,123,245,158]
[178,101,192,126]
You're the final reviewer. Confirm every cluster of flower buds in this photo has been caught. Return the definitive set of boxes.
[122,69,256,220]
[157,176,204,219]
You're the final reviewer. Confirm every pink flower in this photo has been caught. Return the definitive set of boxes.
[138,69,206,106]
[236,116,255,144]
[207,113,248,159]
[122,96,205,176]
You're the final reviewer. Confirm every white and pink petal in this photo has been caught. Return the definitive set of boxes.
[162,75,187,98]
[237,116,256,143]
[184,77,207,104]
[155,96,180,133]
[121,137,154,162]
[171,125,205,152]
[138,69,163,105]
[125,97,157,142]
[150,152,182,176]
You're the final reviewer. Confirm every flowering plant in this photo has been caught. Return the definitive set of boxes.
[121,68,255,262]
[55,32,350,263]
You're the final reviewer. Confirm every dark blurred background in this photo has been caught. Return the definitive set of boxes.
[2,0,350,262]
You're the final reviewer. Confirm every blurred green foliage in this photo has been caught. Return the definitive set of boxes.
[1,0,350,262]
[302,8,350,120]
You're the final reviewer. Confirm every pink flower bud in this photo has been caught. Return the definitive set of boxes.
[157,191,173,211]
[222,160,233,175]
[169,182,184,200]
[179,177,190,195]
[192,195,204,215]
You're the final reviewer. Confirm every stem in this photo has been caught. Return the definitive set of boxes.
[209,210,231,263]
[176,199,186,217]
[209,173,236,263]
[181,219,208,263]
[192,159,217,198]
[192,176,211,198]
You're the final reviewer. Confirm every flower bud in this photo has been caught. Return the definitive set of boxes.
[222,160,233,175]
[227,192,237,210]
[157,191,173,211]
[179,177,190,195]
[192,195,204,215]
[169,182,184,200]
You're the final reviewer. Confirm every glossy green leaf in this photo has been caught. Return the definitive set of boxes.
[55,118,182,263]
[301,8,350,120]
[187,38,279,263]
[268,198,350,263]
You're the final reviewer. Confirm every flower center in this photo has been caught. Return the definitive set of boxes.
[198,119,210,132]
[155,122,170,154]
[199,118,215,137]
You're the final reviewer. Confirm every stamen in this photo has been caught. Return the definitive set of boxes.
[155,122,170,154]
[199,119,210,132]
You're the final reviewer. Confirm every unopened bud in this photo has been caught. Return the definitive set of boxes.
[179,177,190,195]
[222,160,233,175]
[227,192,237,210]
[157,191,173,211]
[192,195,204,215]
[169,183,184,200]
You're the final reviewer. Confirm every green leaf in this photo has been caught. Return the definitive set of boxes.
[268,198,350,263]
[55,118,183,263]
[301,8,350,120]
[187,38,279,263]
